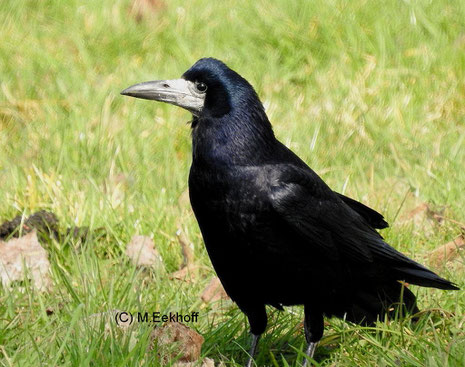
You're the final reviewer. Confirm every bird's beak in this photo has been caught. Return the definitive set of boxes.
[121,79,205,115]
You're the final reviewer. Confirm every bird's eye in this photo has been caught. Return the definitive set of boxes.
[195,81,208,93]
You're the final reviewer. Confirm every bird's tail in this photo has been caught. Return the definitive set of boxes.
[345,281,420,325]
[346,264,458,325]
[394,265,459,290]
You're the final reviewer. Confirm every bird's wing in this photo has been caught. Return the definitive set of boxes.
[267,164,458,289]
[267,164,376,264]
[335,193,388,229]
[267,164,420,267]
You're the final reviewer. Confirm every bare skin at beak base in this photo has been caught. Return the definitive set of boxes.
[121,78,205,115]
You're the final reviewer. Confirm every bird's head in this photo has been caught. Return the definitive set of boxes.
[121,58,265,120]
[122,58,276,163]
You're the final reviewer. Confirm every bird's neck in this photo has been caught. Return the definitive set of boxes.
[191,112,277,168]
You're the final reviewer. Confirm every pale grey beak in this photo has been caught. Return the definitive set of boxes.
[121,78,205,115]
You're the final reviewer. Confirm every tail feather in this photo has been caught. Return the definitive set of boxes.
[395,266,459,290]
[346,282,420,325]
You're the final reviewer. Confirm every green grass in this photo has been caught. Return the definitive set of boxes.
[1,0,464,365]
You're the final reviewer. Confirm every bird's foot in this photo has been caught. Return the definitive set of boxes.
[302,342,318,367]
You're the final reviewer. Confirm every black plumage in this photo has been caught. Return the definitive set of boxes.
[122,58,458,366]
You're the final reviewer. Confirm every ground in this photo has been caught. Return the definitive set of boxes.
[0,0,464,366]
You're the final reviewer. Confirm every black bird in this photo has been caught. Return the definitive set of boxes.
[121,58,458,366]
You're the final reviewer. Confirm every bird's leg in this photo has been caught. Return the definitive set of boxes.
[242,304,267,367]
[246,334,260,367]
[302,342,317,367]
[302,306,324,367]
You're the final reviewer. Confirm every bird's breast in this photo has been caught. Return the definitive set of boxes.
[188,164,272,237]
